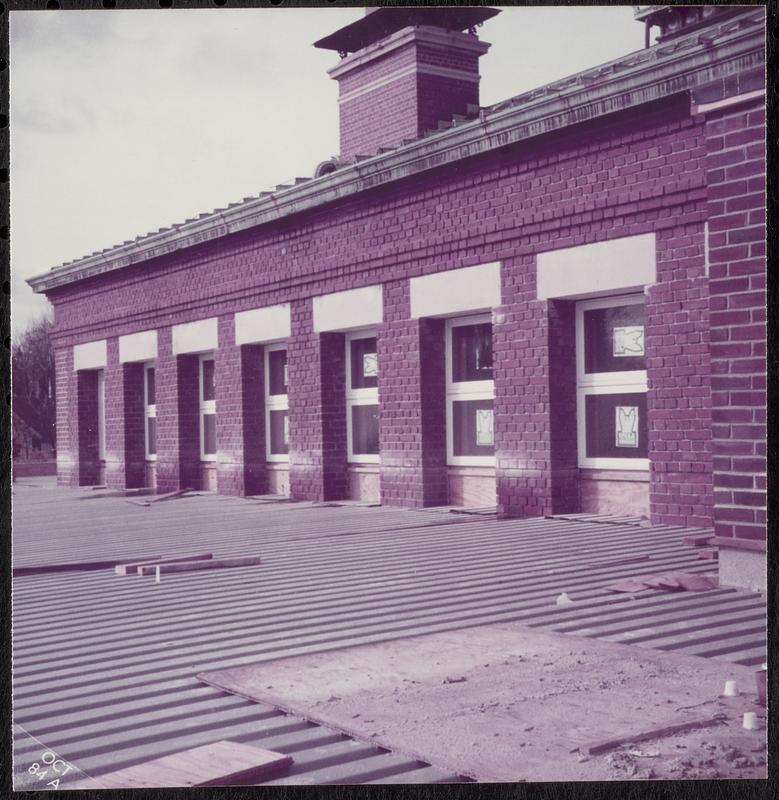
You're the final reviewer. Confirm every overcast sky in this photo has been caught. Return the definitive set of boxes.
[10,5,646,335]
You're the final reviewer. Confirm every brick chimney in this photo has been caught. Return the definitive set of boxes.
[315,7,499,160]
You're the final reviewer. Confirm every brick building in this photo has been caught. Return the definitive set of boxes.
[28,6,766,590]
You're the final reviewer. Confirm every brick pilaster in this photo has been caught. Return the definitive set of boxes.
[703,99,766,544]
[123,362,146,489]
[53,346,79,487]
[646,221,714,528]
[155,328,201,493]
[288,299,347,501]
[378,281,447,507]
[76,369,100,486]
[495,257,573,517]
[215,316,266,496]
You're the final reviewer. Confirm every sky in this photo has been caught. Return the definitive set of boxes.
[10,5,647,335]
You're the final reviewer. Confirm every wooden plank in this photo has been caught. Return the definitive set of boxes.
[148,488,195,503]
[14,554,165,578]
[137,556,261,575]
[682,534,715,547]
[126,488,195,507]
[697,547,719,560]
[585,715,725,755]
[586,554,650,568]
[115,553,214,576]
[70,740,292,788]
[710,536,766,553]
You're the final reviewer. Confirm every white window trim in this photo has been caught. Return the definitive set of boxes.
[144,362,157,462]
[97,369,106,462]
[198,353,217,462]
[575,294,649,470]
[345,330,379,465]
[445,314,496,467]
[264,342,289,463]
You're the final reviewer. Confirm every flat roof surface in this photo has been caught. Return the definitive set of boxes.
[12,479,766,786]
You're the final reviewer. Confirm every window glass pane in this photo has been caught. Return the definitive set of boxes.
[584,303,645,374]
[585,392,648,459]
[268,349,288,396]
[269,410,289,455]
[452,399,495,456]
[147,416,157,456]
[146,367,156,406]
[351,404,379,455]
[201,359,215,401]
[452,323,493,382]
[202,413,217,455]
[350,337,378,389]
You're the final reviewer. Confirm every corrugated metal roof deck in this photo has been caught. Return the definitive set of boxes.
[12,480,765,786]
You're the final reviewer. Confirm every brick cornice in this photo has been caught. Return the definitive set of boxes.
[28,8,764,294]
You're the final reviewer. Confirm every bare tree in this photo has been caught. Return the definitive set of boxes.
[12,314,56,448]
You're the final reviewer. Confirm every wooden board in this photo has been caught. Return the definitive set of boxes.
[115,552,213,575]
[585,715,725,756]
[682,534,715,547]
[14,554,165,578]
[69,740,292,788]
[137,556,260,575]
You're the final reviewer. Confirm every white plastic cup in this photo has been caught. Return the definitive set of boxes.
[723,680,738,697]
[743,712,758,730]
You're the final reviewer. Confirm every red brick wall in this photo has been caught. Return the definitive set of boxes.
[703,98,766,544]
[45,95,765,522]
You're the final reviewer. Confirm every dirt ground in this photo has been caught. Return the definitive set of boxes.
[198,624,767,782]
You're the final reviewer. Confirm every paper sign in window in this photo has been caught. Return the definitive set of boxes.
[283,415,289,446]
[615,406,639,448]
[362,352,378,378]
[613,326,645,357]
[283,363,288,389]
[476,408,494,446]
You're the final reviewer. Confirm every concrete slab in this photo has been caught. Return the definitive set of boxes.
[198,624,767,782]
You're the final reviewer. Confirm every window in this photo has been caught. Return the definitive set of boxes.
[199,354,216,461]
[144,363,157,460]
[97,369,106,461]
[265,344,289,461]
[576,295,648,469]
[346,331,379,463]
[446,315,495,466]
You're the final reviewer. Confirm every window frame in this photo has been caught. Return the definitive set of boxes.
[97,369,106,462]
[264,342,289,463]
[445,314,496,467]
[198,353,217,462]
[345,329,379,465]
[575,294,649,470]
[144,362,157,461]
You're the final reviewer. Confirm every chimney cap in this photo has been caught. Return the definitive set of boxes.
[314,6,499,54]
